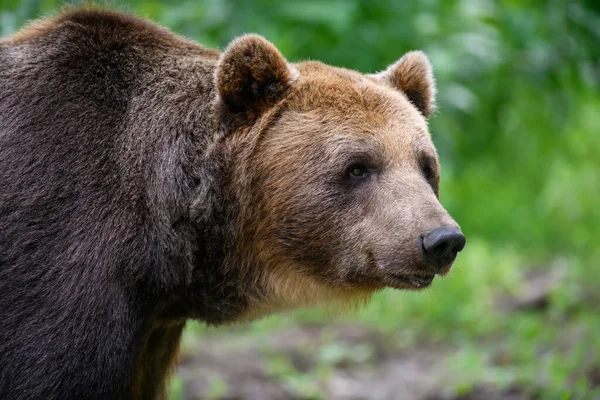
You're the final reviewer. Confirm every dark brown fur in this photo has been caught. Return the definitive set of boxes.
[0,8,462,399]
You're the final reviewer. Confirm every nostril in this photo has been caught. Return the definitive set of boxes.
[431,241,451,257]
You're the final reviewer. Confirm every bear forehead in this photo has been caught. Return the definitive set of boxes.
[291,61,424,117]
[277,61,434,162]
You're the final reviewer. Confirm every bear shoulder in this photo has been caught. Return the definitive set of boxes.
[1,7,219,60]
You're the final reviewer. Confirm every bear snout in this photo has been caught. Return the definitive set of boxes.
[419,225,466,273]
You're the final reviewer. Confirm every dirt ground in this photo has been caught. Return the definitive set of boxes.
[177,324,528,400]
[175,270,576,400]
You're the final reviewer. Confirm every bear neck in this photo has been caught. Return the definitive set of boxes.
[180,131,256,324]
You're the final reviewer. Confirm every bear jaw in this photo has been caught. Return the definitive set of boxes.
[239,266,379,322]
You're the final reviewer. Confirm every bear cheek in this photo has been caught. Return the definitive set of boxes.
[268,188,369,284]
[268,192,342,275]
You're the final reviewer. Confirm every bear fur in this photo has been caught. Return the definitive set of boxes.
[0,7,463,400]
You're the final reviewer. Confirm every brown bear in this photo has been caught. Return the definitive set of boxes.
[0,7,465,400]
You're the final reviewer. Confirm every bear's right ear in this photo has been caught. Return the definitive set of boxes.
[215,34,296,122]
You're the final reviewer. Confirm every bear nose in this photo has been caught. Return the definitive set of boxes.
[420,226,466,272]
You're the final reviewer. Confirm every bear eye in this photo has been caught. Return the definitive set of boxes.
[347,163,370,180]
[420,156,435,180]
[420,156,439,195]
[422,162,434,182]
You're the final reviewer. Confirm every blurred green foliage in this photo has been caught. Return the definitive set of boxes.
[2,0,599,398]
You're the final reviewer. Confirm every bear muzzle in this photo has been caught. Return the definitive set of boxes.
[379,226,465,290]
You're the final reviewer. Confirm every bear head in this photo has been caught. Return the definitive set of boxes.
[208,35,465,318]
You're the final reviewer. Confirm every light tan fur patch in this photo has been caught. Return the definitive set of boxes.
[242,266,379,321]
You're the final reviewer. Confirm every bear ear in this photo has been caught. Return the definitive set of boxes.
[372,51,436,117]
[215,34,296,120]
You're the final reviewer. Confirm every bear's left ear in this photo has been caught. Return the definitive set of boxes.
[372,51,436,117]
[215,34,296,121]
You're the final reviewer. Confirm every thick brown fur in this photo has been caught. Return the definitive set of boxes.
[0,7,462,400]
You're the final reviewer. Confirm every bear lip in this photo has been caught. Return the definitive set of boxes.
[369,254,437,290]
[386,273,435,290]
[407,274,435,288]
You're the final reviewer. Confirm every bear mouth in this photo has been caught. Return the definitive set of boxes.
[386,273,435,290]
